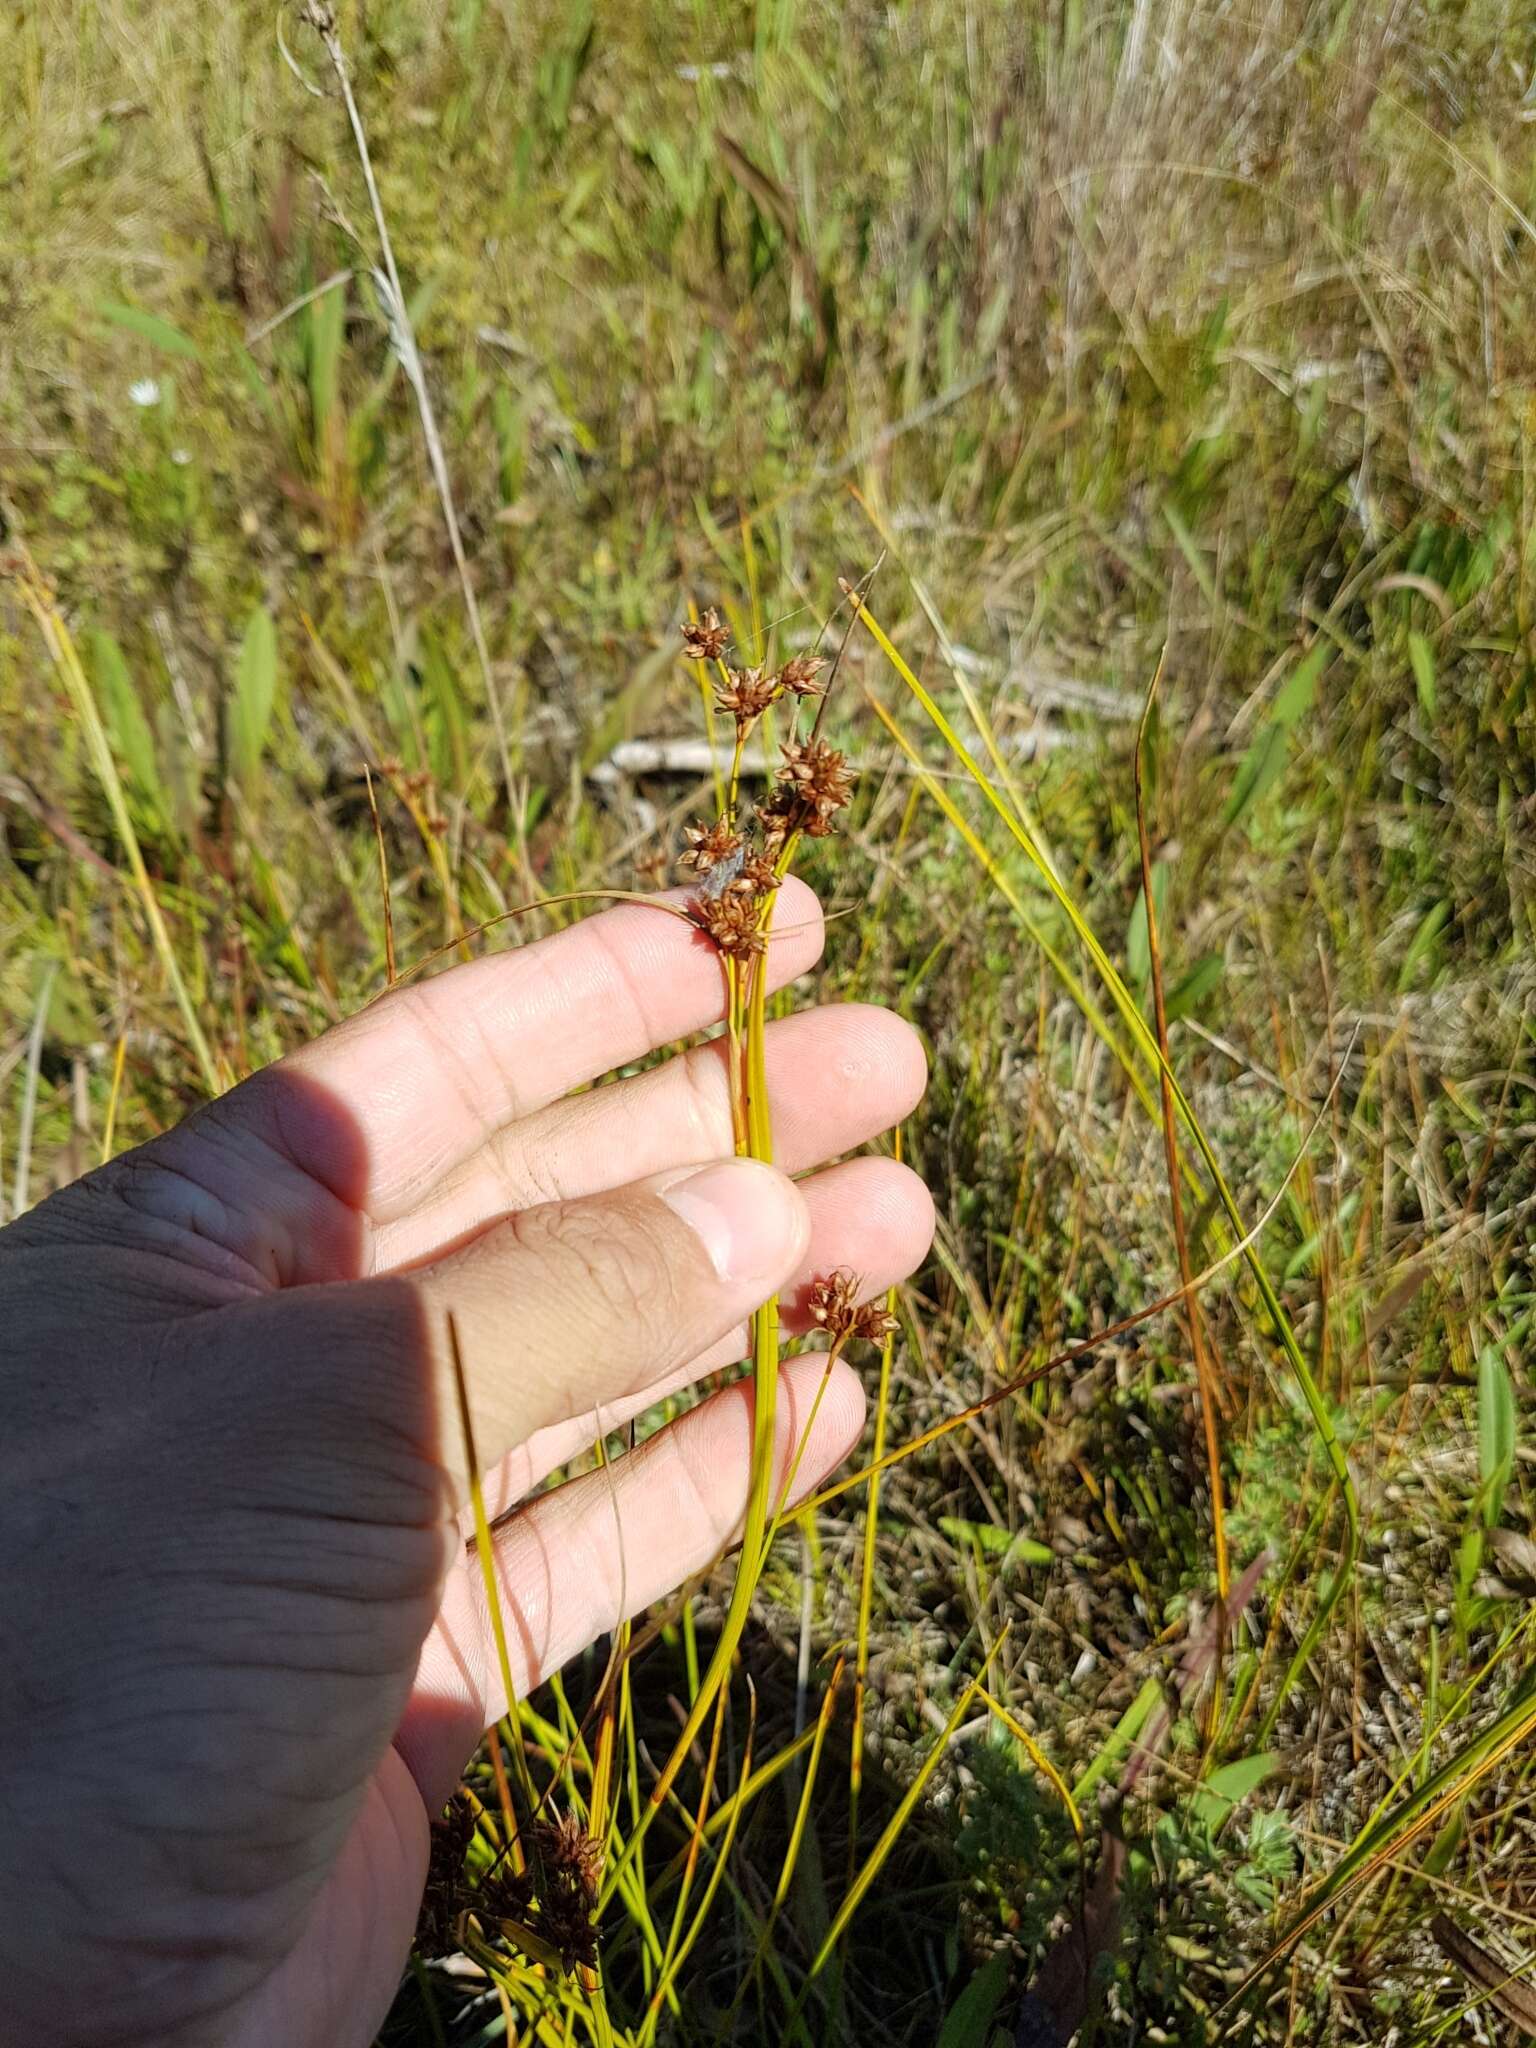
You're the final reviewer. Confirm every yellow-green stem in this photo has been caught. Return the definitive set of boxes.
[649,885,782,1809]
[851,1281,899,1837]
[857,599,1359,1710]
[15,557,221,1095]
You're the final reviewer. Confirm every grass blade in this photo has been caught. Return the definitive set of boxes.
[805,1641,1003,1985]
[856,594,1359,1714]
[228,602,281,793]
[9,544,220,1094]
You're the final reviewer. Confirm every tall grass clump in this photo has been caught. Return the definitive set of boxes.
[7,0,1536,2040]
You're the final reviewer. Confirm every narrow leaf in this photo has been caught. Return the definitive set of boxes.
[937,1952,1009,2048]
[1223,643,1328,826]
[1408,630,1437,717]
[1478,1345,1516,1529]
[89,629,165,820]
[1126,859,1168,988]
[1165,950,1224,1021]
[1271,641,1329,730]
[1222,720,1291,828]
[228,604,280,791]
[1190,1752,1276,1825]
[97,300,202,359]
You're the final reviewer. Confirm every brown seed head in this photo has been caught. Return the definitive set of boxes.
[635,843,671,889]
[682,607,730,663]
[415,1790,478,1957]
[689,891,767,960]
[755,788,795,854]
[805,1270,861,1339]
[776,737,855,837]
[727,850,782,896]
[806,1271,897,1347]
[531,1811,601,1972]
[535,1810,603,1903]
[852,1299,899,1345]
[779,652,828,697]
[471,1810,602,1976]
[476,1860,534,1927]
[678,817,743,875]
[714,664,780,725]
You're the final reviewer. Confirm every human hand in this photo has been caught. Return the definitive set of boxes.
[0,881,932,2048]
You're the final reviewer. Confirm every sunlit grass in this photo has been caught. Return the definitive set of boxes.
[6,0,1536,2041]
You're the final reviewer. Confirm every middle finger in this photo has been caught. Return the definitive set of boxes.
[371,1003,926,1272]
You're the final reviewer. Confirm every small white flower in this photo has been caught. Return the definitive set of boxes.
[170,447,191,466]
[128,378,161,407]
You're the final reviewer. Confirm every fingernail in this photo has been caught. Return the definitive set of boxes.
[658,1159,804,1284]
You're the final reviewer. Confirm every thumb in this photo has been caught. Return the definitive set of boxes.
[270,1159,811,1504]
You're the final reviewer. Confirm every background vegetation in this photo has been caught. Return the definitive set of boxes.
[5,0,1536,2039]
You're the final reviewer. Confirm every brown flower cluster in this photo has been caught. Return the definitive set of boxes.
[377,758,449,836]
[760,736,855,844]
[714,664,779,724]
[687,889,767,960]
[679,613,828,736]
[680,809,786,956]
[527,1810,601,1974]
[678,817,742,877]
[805,1270,899,1347]
[681,607,730,663]
[675,606,853,957]
[459,1809,603,1976]
[679,817,780,892]
[415,1790,478,1957]
[780,653,828,697]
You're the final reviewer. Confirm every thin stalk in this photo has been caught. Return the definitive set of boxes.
[448,1312,532,1866]
[363,761,397,984]
[802,1637,1006,1990]
[862,689,1158,1127]
[649,862,787,1809]
[857,597,1359,1707]
[640,1692,757,2044]
[641,1687,728,2042]
[850,1276,898,1864]
[11,551,220,1095]
[975,1684,1084,1841]
[1229,1672,1536,2008]
[685,601,727,816]
[758,1340,847,1562]
[802,1061,1350,1521]
[733,1658,845,2017]
[308,7,515,803]
[1133,663,1231,1673]
[100,1032,128,1164]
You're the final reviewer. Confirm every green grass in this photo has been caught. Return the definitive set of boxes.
[6,0,1536,2039]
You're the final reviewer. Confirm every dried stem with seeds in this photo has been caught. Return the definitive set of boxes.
[647,611,852,1810]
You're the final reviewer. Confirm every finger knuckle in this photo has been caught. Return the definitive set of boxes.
[515,1197,684,1345]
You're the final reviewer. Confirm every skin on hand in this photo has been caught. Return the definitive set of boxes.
[0,880,933,2048]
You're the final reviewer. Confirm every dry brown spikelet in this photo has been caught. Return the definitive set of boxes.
[779,652,827,697]
[806,1269,897,1346]
[688,890,767,959]
[714,664,780,725]
[681,607,730,662]
[776,736,855,837]
[678,817,744,875]
[728,850,782,896]
[414,1789,477,1957]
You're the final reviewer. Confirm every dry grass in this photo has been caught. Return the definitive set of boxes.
[5,0,1536,2040]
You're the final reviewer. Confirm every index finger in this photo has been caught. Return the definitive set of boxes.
[265,880,825,1224]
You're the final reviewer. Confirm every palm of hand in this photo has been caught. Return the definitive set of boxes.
[0,885,929,2048]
